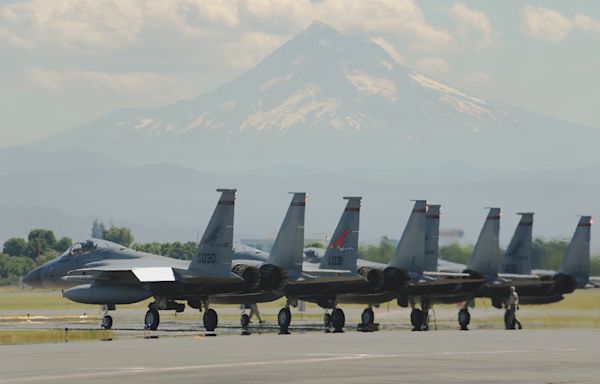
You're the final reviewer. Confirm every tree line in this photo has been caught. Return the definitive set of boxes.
[1,224,599,285]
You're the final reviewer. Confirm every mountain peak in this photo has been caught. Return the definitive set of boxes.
[301,20,339,38]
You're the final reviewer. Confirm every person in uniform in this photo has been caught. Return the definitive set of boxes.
[249,303,264,324]
[506,286,522,329]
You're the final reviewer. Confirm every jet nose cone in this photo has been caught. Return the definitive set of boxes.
[23,267,43,288]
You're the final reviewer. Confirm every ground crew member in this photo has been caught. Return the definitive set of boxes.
[506,286,522,329]
[249,303,264,324]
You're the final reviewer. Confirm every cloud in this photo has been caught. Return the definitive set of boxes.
[415,57,450,75]
[574,14,600,36]
[521,7,600,43]
[464,71,492,84]
[222,32,285,70]
[449,2,493,48]
[521,7,572,42]
[24,67,196,100]
[0,0,452,56]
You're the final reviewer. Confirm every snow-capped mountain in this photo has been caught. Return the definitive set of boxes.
[33,21,600,171]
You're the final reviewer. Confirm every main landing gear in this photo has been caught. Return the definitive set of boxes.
[278,307,292,334]
[143,298,186,331]
[358,307,378,332]
[458,307,471,331]
[322,308,345,333]
[100,304,114,330]
[410,300,430,331]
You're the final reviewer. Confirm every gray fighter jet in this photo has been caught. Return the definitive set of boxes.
[454,210,592,330]
[214,194,374,333]
[23,189,258,331]
[336,201,483,331]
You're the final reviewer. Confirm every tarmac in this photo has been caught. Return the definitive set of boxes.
[1,329,599,383]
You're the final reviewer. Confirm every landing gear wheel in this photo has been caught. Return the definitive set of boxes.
[458,308,471,331]
[240,313,250,328]
[331,308,345,332]
[203,308,218,331]
[323,312,332,328]
[144,309,160,330]
[361,308,375,326]
[101,315,113,330]
[504,310,516,330]
[411,309,424,331]
[278,307,292,332]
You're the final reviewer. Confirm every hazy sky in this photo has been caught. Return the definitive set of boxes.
[1,0,599,145]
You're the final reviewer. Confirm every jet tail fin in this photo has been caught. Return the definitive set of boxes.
[390,200,427,273]
[189,189,236,275]
[467,208,501,276]
[320,197,361,272]
[500,213,533,275]
[558,216,592,287]
[424,204,440,272]
[268,193,306,273]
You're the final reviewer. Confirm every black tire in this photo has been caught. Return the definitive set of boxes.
[361,308,375,326]
[240,313,250,328]
[203,308,218,331]
[323,312,332,327]
[278,307,292,329]
[331,308,345,332]
[101,315,113,330]
[504,310,516,330]
[458,308,471,330]
[411,309,424,331]
[144,309,160,331]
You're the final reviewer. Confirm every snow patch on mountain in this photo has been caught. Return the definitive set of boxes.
[347,70,397,101]
[241,84,339,133]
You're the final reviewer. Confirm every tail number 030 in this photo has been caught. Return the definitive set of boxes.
[198,252,217,264]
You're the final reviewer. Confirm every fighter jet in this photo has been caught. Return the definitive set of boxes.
[214,194,374,333]
[23,189,258,331]
[455,210,592,330]
[337,201,483,331]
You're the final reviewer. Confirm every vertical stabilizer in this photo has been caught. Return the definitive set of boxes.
[558,216,592,287]
[500,213,534,274]
[268,193,306,273]
[320,197,361,272]
[390,200,427,273]
[467,208,501,276]
[189,189,236,275]
[424,204,440,272]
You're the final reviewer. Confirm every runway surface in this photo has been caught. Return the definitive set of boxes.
[1,329,598,383]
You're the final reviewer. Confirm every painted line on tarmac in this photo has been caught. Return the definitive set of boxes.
[0,348,578,383]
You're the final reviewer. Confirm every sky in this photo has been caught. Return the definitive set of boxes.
[1,0,599,145]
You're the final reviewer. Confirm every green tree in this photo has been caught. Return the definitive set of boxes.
[306,242,325,248]
[103,227,134,247]
[590,256,600,276]
[2,237,28,257]
[35,250,59,266]
[0,254,36,285]
[54,236,73,253]
[91,220,106,239]
[359,236,396,263]
[439,243,473,265]
[26,229,57,259]
[531,238,569,270]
